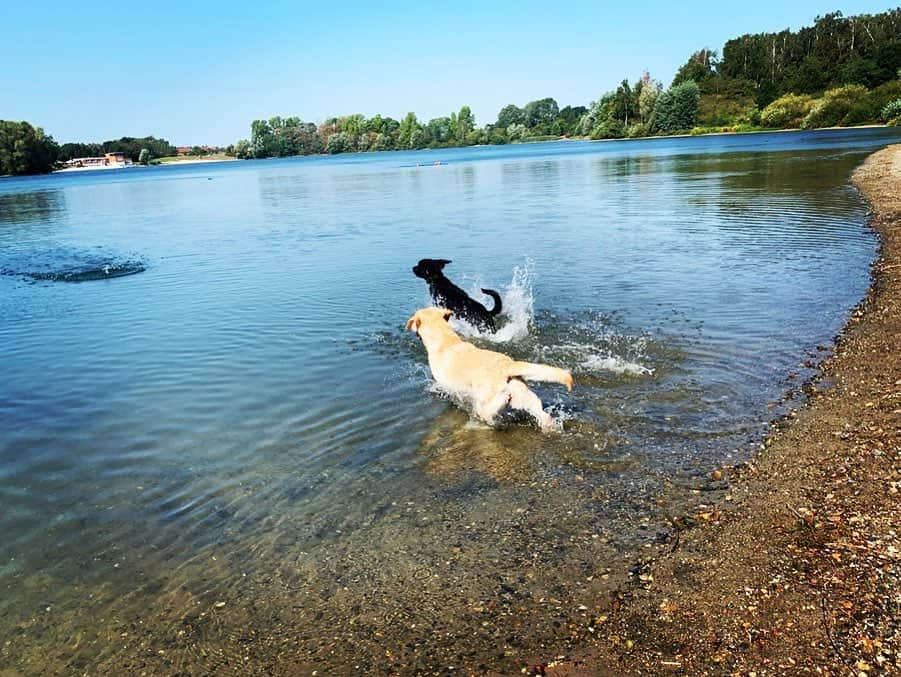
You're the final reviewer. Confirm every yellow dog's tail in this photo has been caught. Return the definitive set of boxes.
[507,361,573,391]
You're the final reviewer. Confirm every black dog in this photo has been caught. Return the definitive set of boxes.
[412,258,502,332]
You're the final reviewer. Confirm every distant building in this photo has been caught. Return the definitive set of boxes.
[176,146,192,155]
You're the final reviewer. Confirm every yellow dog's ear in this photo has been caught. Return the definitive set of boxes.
[405,316,421,332]
[441,309,452,321]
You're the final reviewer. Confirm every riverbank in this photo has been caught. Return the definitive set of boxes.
[547,144,900,674]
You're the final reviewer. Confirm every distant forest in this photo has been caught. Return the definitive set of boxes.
[2,8,900,175]
[237,8,901,158]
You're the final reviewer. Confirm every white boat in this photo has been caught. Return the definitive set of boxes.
[58,152,134,172]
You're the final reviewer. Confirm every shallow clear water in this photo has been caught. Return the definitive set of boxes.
[1,128,899,672]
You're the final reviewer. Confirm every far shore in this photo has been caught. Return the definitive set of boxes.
[545,143,901,673]
[28,124,898,179]
[551,122,894,145]
[154,154,237,165]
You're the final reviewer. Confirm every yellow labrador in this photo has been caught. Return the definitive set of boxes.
[406,307,573,431]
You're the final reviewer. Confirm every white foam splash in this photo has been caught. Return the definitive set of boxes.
[536,339,654,378]
[581,353,654,376]
[451,258,535,343]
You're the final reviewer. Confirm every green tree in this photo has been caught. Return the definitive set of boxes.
[325,132,353,154]
[496,104,525,128]
[638,72,662,123]
[397,112,422,149]
[250,119,275,158]
[523,97,559,130]
[673,49,716,87]
[281,122,323,155]
[0,121,60,175]
[579,92,616,136]
[338,113,366,136]
[557,105,587,135]
[652,81,700,133]
[372,133,393,151]
[506,123,527,140]
[234,139,252,159]
[426,117,452,144]
[456,105,475,141]
[840,58,883,88]
[613,79,634,125]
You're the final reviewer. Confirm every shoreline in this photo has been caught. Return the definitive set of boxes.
[567,123,893,145]
[16,125,897,179]
[50,156,236,173]
[154,156,237,165]
[548,144,901,674]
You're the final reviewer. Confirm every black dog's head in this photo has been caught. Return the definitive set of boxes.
[412,258,452,281]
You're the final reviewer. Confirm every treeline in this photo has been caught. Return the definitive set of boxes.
[235,100,590,159]
[57,137,177,163]
[713,10,901,103]
[238,7,901,158]
[0,123,180,176]
[0,121,60,176]
[556,8,901,139]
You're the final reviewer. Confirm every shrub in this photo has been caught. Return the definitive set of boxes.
[802,85,868,129]
[760,93,816,128]
[867,80,901,113]
[506,123,527,140]
[626,123,649,138]
[881,98,901,122]
[697,93,757,127]
[325,132,352,154]
[590,119,625,139]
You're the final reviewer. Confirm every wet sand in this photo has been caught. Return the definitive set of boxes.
[545,144,900,674]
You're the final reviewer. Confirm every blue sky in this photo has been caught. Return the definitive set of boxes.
[3,2,897,145]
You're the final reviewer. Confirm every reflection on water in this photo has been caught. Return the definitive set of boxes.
[0,128,899,673]
[0,190,66,230]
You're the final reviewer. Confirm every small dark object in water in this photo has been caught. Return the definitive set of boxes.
[15,262,146,283]
[412,258,502,332]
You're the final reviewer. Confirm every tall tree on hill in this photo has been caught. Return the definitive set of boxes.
[672,49,717,87]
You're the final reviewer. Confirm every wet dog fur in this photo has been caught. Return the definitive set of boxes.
[406,307,573,431]
[412,259,502,332]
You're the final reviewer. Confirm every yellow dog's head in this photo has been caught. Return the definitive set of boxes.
[405,307,452,336]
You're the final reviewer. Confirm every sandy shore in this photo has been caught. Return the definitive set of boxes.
[543,144,901,675]
[156,156,237,165]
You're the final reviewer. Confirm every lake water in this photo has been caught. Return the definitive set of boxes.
[1,128,899,672]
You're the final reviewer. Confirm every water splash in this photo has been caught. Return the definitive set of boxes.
[408,260,655,430]
[452,258,535,343]
[534,325,655,378]
[580,354,653,376]
[0,247,146,283]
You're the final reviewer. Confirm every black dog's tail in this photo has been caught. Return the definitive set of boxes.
[481,288,503,316]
